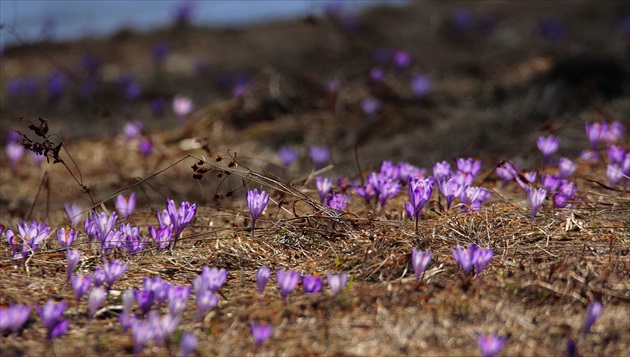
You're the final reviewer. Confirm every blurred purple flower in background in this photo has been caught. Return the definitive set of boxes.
[256,266,271,295]
[251,323,273,346]
[37,300,69,340]
[0,303,30,335]
[583,301,603,336]
[277,269,300,300]
[47,70,65,101]
[6,141,25,170]
[88,287,107,318]
[327,193,348,212]
[370,67,384,83]
[277,146,298,167]
[123,121,143,141]
[537,135,559,163]
[411,248,432,281]
[66,249,81,281]
[451,244,493,277]
[361,97,380,117]
[151,97,166,116]
[103,259,128,289]
[537,18,565,41]
[433,161,451,181]
[302,275,323,294]
[557,157,576,179]
[138,137,154,158]
[173,95,194,123]
[327,273,349,295]
[173,0,194,27]
[179,331,198,357]
[152,42,169,65]
[201,267,227,293]
[607,145,625,164]
[411,74,431,99]
[71,274,91,302]
[309,146,330,169]
[606,164,624,187]
[452,9,473,33]
[393,50,411,70]
[115,192,136,218]
[477,333,507,357]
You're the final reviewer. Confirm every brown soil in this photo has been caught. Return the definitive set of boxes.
[1,1,629,356]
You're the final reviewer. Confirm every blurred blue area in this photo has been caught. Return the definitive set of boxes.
[0,0,406,48]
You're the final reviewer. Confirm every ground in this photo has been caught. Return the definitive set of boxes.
[0,1,629,356]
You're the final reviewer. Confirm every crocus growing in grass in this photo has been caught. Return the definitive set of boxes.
[0,303,30,335]
[56,228,76,248]
[526,186,547,220]
[201,267,227,293]
[477,333,507,357]
[64,203,84,228]
[277,146,298,167]
[6,221,50,259]
[583,301,603,336]
[92,267,107,288]
[277,269,300,300]
[460,186,492,213]
[247,189,269,238]
[173,95,193,123]
[131,319,156,354]
[537,135,559,163]
[138,137,153,158]
[554,180,577,208]
[251,323,273,346]
[361,97,380,117]
[433,161,451,181]
[451,244,494,277]
[135,289,156,316]
[71,274,91,302]
[66,249,81,282]
[540,174,560,193]
[88,287,107,318]
[327,273,349,295]
[149,224,173,250]
[456,157,482,177]
[302,275,323,294]
[179,331,198,357]
[607,145,625,165]
[166,199,197,249]
[102,259,128,289]
[256,266,271,295]
[407,177,434,233]
[606,164,624,187]
[327,193,348,212]
[411,248,432,281]
[557,157,576,179]
[195,291,219,322]
[115,192,136,218]
[123,121,143,141]
[437,178,463,210]
[37,300,69,340]
[315,176,333,204]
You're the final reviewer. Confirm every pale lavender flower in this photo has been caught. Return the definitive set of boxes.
[135,288,156,315]
[0,303,30,334]
[315,176,333,204]
[6,141,24,169]
[168,294,188,317]
[411,74,431,99]
[71,274,91,302]
[120,313,136,333]
[102,259,128,289]
[56,228,76,248]
[64,203,84,228]
[515,171,538,190]
[526,186,547,220]
[36,300,69,340]
[122,289,135,314]
[496,161,517,187]
[433,161,451,181]
[393,50,411,69]
[397,162,425,182]
[166,199,197,248]
[131,319,156,354]
[158,313,180,342]
[115,192,136,218]
[31,151,47,167]
[457,157,482,177]
[90,210,118,243]
[474,248,494,277]
[120,223,146,255]
[123,121,143,141]
[438,178,463,210]
[251,323,273,345]
[92,266,107,288]
[540,174,560,193]
[173,95,193,122]
[149,225,173,250]
[6,221,51,259]
[195,291,219,322]
[277,269,300,300]
[88,287,107,318]
[603,121,625,144]
[256,266,271,295]
[451,245,475,275]
[477,333,507,357]
[411,248,431,281]
[179,331,198,357]
[361,97,380,117]
[277,146,298,167]
[247,189,269,238]
[407,177,434,232]
[327,273,349,295]
[460,186,492,212]
[583,301,603,335]
[201,267,227,293]
[607,145,625,165]
[622,154,630,178]
[66,249,81,282]
[379,161,400,181]
[554,180,577,208]
[302,275,323,294]
[309,146,330,169]
[607,164,624,187]
[585,122,604,147]
[537,135,559,163]
[354,182,376,204]
[143,277,171,307]
[327,193,348,212]
[558,157,576,179]
[579,149,599,164]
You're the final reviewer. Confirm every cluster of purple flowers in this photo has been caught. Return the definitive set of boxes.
[451,243,494,277]
[580,121,629,187]
[314,176,349,213]
[277,145,330,170]
[5,221,51,260]
[255,267,349,299]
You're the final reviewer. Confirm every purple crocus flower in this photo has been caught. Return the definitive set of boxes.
[437,178,463,210]
[90,210,118,243]
[131,319,156,354]
[195,290,219,322]
[477,333,507,357]
[115,193,136,218]
[411,248,431,281]
[407,177,434,232]
[138,137,153,158]
[167,289,189,316]
[370,67,384,82]
[309,146,330,169]
[66,249,81,282]
[276,269,300,300]
[6,221,51,259]
[327,193,348,212]
[120,313,136,333]
[36,300,69,340]
[256,266,271,295]
[526,186,547,220]
[201,267,227,293]
[102,259,128,289]
[459,186,492,213]
[64,203,84,228]
[361,97,380,117]
[451,244,492,277]
[251,323,273,346]
[397,162,425,182]
[315,176,333,204]
[554,180,577,208]
[31,151,47,167]
[166,199,197,249]
[496,161,518,187]
[149,224,173,250]
[123,121,143,141]
[583,301,603,335]
[540,174,560,193]
[120,223,145,255]
[354,182,376,205]
[327,273,349,295]
[277,146,298,167]
[585,122,605,148]
[579,149,599,164]
[607,164,624,187]
[247,189,269,238]
[537,135,559,163]
[47,70,65,101]
[0,303,30,335]
[474,248,494,278]
[433,161,451,181]
[135,289,156,316]
[607,145,625,165]
[88,287,107,318]
[457,157,482,177]
[173,95,193,123]
[179,331,198,357]
[557,157,576,180]
[393,50,412,70]
[143,277,171,307]
[56,228,76,248]
[302,275,323,294]
[71,274,91,302]
[411,74,431,99]
[92,266,107,288]
[379,161,400,181]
